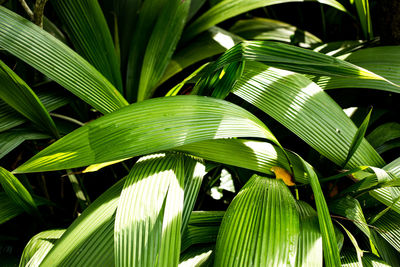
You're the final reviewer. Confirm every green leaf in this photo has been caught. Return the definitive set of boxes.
[0,60,58,137]
[137,0,191,101]
[0,192,24,224]
[0,167,38,216]
[199,41,389,82]
[125,0,167,102]
[354,0,373,40]
[343,108,372,168]
[329,196,372,242]
[0,6,128,114]
[159,27,242,87]
[183,0,346,42]
[367,122,400,148]
[301,159,341,267]
[340,250,390,267]
[214,175,300,266]
[0,128,50,160]
[230,18,322,48]
[112,0,142,70]
[114,154,185,266]
[182,157,207,232]
[19,229,65,267]
[51,0,123,91]
[173,139,308,183]
[315,46,400,93]
[14,95,279,173]
[0,89,70,133]
[40,178,125,266]
[179,245,214,267]
[181,211,224,252]
[372,210,400,253]
[231,61,384,169]
[295,201,323,267]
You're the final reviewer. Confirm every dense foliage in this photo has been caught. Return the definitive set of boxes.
[0,0,399,266]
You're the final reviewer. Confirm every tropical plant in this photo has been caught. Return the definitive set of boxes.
[0,0,399,266]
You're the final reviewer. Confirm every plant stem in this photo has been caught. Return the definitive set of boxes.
[33,0,48,28]
[66,169,90,209]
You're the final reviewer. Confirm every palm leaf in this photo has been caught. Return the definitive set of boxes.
[0,128,49,159]
[173,139,308,183]
[159,27,242,87]
[315,46,400,93]
[137,0,191,101]
[114,154,185,267]
[0,192,24,224]
[179,245,214,267]
[125,0,167,102]
[183,0,346,42]
[0,60,58,137]
[40,178,125,266]
[51,0,123,91]
[0,89,69,133]
[19,229,65,267]
[231,62,384,168]
[343,108,372,168]
[0,6,128,114]
[14,95,279,173]
[214,175,300,266]
[301,159,341,266]
[0,167,38,216]
[295,201,323,267]
[230,18,322,48]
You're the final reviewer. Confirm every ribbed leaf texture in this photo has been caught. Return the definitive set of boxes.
[232,62,384,169]
[0,60,58,137]
[114,153,185,267]
[51,0,123,91]
[14,95,278,173]
[19,229,65,267]
[183,0,346,42]
[0,6,128,114]
[214,175,300,266]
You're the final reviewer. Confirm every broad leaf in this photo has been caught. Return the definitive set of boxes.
[343,108,372,168]
[0,6,128,114]
[14,95,279,173]
[52,0,123,91]
[230,18,322,48]
[315,46,400,93]
[214,175,300,266]
[137,0,191,101]
[0,167,38,216]
[183,0,346,42]
[40,178,125,266]
[174,139,308,183]
[232,62,384,168]
[114,154,185,267]
[0,129,49,160]
[295,201,323,267]
[0,192,24,224]
[19,229,65,267]
[0,60,58,137]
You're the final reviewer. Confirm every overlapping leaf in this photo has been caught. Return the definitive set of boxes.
[0,6,128,114]
[19,229,65,267]
[0,167,38,216]
[232,62,384,169]
[14,95,278,173]
[183,0,346,42]
[214,175,300,266]
[52,0,123,91]
[315,46,400,93]
[0,60,58,137]
[137,0,191,101]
